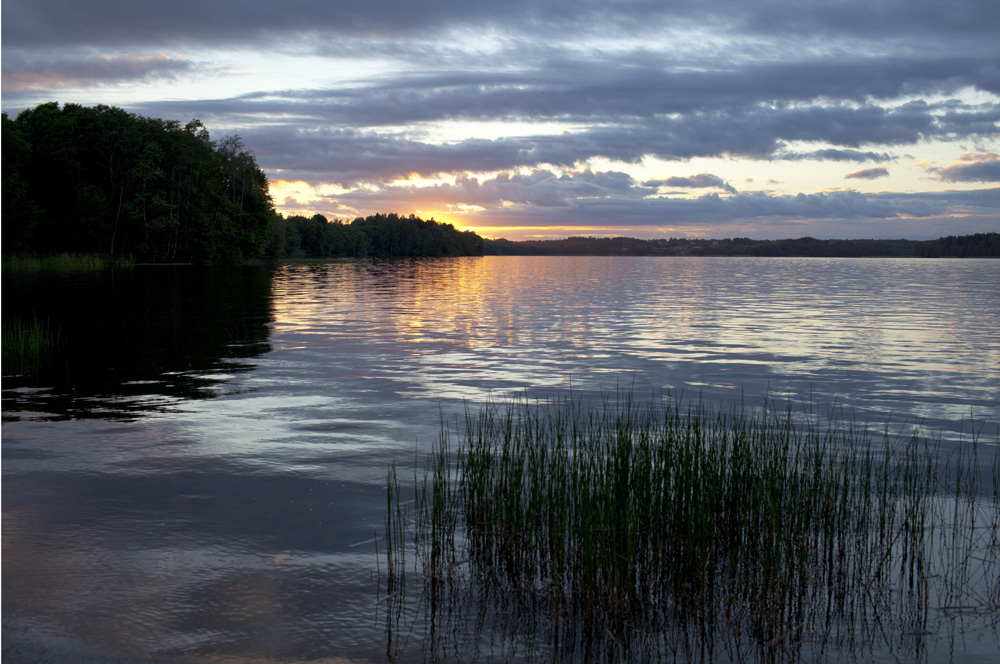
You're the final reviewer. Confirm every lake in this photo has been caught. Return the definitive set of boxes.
[3,256,998,662]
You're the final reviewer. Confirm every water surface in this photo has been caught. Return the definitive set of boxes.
[3,257,998,662]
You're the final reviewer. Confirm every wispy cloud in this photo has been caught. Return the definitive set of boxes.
[1,54,197,92]
[647,174,737,194]
[845,167,890,180]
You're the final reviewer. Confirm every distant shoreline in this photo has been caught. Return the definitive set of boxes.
[5,232,998,266]
[485,232,1000,258]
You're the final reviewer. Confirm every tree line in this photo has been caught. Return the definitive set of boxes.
[912,233,1000,258]
[2,103,484,263]
[486,234,1000,258]
[268,212,484,259]
[3,102,273,263]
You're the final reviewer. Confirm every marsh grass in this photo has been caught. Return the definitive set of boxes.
[2,314,63,376]
[382,393,999,662]
[2,253,132,269]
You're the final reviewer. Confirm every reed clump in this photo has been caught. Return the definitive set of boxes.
[383,393,999,662]
[2,252,132,270]
[2,314,63,376]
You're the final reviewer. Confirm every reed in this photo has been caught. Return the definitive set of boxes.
[383,392,999,662]
[2,313,63,376]
[2,252,132,270]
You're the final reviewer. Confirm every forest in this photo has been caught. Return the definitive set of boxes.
[486,233,1000,258]
[269,213,484,259]
[3,102,274,263]
[2,103,484,263]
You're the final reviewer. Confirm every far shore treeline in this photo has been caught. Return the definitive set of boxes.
[2,102,484,263]
[2,103,996,264]
[487,233,1000,258]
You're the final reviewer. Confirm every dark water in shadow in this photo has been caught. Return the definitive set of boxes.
[3,257,998,662]
[2,265,273,420]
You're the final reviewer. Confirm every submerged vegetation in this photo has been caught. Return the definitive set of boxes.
[382,394,999,662]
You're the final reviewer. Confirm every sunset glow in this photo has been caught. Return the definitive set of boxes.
[3,1,998,240]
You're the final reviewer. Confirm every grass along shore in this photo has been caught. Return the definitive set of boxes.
[382,393,999,662]
[2,253,134,269]
[2,313,64,377]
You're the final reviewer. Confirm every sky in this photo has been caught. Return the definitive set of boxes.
[3,1,999,241]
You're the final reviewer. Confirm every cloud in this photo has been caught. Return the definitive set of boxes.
[462,188,953,231]
[504,187,999,232]
[781,149,894,162]
[4,1,998,50]
[277,170,1000,239]
[329,168,654,211]
[2,0,996,241]
[4,3,996,183]
[1,54,197,92]
[647,173,737,194]
[312,169,975,223]
[118,56,1000,129]
[201,96,989,186]
[935,153,1000,182]
[869,187,1000,210]
[845,167,890,180]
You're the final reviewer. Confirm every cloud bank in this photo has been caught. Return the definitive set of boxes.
[3,0,998,239]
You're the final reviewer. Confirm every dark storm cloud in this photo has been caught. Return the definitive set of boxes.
[935,154,1000,182]
[845,167,890,180]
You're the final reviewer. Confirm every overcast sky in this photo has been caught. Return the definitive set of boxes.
[3,1,999,240]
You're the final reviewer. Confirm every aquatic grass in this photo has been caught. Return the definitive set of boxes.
[2,313,63,376]
[2,252,133,270]
[382,392,999,662]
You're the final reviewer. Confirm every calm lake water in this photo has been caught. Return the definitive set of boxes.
[3,256,999,663]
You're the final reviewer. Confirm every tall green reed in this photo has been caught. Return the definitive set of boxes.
[2,313,63,376]
[2,252,133,269]
[383,392,999,662]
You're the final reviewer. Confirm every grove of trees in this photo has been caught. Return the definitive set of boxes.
[3,102,274,263]
[912,233,1000,258]
[3,103,485,263]
[269,212,484,259]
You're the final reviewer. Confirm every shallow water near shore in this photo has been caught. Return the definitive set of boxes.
[3,256,999,662]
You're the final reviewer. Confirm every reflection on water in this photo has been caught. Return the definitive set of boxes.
[269,257,999,429]
[2,265,273,421]
[2,257,998,663]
